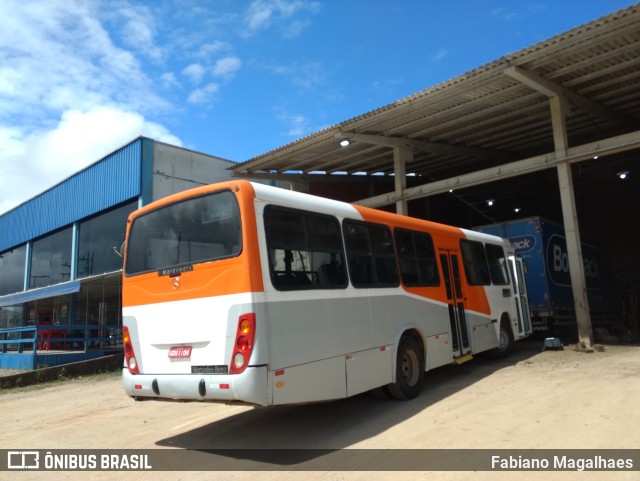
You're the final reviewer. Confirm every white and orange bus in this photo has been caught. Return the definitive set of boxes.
[122,180,531,406]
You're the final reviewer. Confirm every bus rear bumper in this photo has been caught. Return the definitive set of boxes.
[122,366,270,406]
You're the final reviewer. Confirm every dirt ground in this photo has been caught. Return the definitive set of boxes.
[1,341,639,481]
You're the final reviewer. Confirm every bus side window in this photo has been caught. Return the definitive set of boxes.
[460,240,491,285]
[264,206,347,290]
[343,220,399,288]
[395,228,440,287]
[485,243,510,285]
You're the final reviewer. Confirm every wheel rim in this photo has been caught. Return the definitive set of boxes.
[402,349,420,387]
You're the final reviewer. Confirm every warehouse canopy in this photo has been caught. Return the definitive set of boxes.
[231,5,640,219]
[231,4,640,347]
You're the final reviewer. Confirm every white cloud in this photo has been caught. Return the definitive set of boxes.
[0,0,167,118]
[111,1,163,60]
[282,19,311,39]
[160,72,180,88]
[187,83,220,105]
[182,63,207,84]
[213,56,242,78]
[0,106,181,214]
[0,0,181,215]
[0,127,25,160]
[270,61,325,90]
[25,107,181,175]
[196,41,231,59]
[274,107,308,137]
[242,0,320,37]
[432,48,449,61]
[244,1,274,32]
[491,7,518,21]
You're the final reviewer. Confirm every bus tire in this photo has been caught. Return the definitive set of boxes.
[387,335,424,400]
[491,317,514,359]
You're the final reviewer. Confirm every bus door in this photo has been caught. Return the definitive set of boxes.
[439,251,470,358]
[510,255,532,337]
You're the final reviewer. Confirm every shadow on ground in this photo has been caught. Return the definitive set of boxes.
[154,342,542,469]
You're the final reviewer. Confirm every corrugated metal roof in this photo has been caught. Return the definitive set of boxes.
[232,5,640,181]
[0,138,145,252]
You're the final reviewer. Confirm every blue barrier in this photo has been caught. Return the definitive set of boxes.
[0,325,122,353]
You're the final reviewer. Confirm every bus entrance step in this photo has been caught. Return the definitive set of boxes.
[453,354,473,365]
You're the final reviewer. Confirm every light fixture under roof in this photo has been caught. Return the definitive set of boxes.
[339,139,351,147]
[487,199,495,207]
[617,171,629,180]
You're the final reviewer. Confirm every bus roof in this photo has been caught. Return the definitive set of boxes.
[130,179,511,248]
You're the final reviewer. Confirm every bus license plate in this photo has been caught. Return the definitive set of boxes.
[168,346,192,359]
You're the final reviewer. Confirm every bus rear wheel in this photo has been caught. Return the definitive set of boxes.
[387,335,424,400]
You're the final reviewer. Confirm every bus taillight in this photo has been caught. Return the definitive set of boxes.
[122,326,140,375]
[229,313,256,374]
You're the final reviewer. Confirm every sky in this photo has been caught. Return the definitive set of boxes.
[0,0,637,215]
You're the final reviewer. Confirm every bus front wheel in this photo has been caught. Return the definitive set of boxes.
[387,335,424,400]
[491,318,514,359]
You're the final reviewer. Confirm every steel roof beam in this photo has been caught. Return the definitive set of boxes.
[356,129,640,207]
[336,132,517,162]
[504,65,636,127]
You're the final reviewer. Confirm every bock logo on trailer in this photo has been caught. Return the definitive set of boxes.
[510,235,537,254]
[546,235,603,288]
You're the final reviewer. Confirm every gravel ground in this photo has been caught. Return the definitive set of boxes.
[1,341,639,481]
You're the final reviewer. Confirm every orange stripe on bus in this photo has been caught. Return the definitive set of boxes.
[353,204,491,315]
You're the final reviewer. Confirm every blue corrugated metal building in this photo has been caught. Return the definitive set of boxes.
[0,137,234,370]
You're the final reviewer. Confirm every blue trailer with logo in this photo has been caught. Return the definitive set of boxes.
[475,217,618,335]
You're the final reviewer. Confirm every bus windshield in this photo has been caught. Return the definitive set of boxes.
[125,189,242,276]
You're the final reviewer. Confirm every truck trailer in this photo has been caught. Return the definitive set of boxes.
[475,217,619,338]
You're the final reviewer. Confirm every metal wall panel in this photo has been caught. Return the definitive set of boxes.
[0,138,144,253]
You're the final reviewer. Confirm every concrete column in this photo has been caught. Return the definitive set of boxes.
[551,96,594,348]
[393,147,412,216]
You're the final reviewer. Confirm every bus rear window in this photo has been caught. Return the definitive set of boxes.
[125,190,242,276]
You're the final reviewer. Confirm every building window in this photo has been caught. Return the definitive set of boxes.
[0,274,123,350]
[74,274,122,329]
[30,227,73,289]
[0,305,24,331]
[0,244,26,295]
[77,201,137,278]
